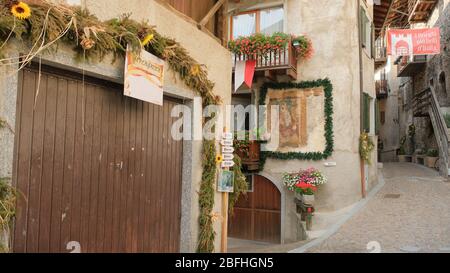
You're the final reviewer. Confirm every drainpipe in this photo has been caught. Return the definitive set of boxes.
[357,0,367,198]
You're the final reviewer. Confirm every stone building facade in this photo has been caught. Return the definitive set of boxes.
[228,0,378,243]
[379,0,449,163]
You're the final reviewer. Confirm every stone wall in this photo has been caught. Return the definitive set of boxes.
[397,0,450,155]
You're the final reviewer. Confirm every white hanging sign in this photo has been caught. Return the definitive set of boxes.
[124,46,165,106]
[221,132,235,169]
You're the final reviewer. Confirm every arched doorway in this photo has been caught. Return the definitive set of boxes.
[228,175,281,243]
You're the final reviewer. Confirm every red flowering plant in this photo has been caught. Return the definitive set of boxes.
[291,35,314,60]
[294,182,317,195]
[282,168,327,195]
[228,32,290,57]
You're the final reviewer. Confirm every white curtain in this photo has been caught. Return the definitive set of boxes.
[260,7,284,35]
[232,13,256,39]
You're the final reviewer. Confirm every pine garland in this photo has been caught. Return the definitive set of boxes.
[259,79,334,169]
[0,1,220,253]
[0,177,15,253]
[229,155,247,216]
[197,140,217,253]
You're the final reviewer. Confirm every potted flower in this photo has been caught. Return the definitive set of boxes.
[291,35,314,60]
[282,168,327,206]
[425,149,439,168]
[234,128,269,170]
[398,145,407,162]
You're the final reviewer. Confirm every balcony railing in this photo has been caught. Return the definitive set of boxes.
[376,79,388,99]
[232,39,298,80]
[395,55,427,77]
[375,37,387,69]
[408,0,438,23]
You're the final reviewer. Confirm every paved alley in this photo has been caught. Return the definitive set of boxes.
[306,163,450,253]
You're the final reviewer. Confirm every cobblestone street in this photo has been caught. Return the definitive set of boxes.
[306,163,450,253]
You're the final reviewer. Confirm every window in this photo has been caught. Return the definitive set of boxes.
[244,174,254,192]
[260,7,284,35]
[360,7,374,57]
[231,6,284,39]
[363,93,375,134]
[232,13,256,39]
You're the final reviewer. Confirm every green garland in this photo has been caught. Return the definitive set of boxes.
[0,1,219,253]
[197,140,216,253]
[229,155,247,216]
[0,177,16,253]
[258,79,334,169]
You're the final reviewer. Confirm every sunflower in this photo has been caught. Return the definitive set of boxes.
[141,33,154,47]
[11,2,31,20]
[215,155,223,164]
[190,64,200,76]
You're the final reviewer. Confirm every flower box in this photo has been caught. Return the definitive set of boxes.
[398,155,407,162]
[425,157,438,168]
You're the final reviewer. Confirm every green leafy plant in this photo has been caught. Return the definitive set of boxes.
[282,168,327,196]
[197,140,217,253]
[0,177,16,253]
[229,155,248,216]
[426,149,438,157]
[408,124,416,138]
[291,35,314,60]
[228,32,290,56]
[0,242,7,253]
[398,136,407,155]
[444,113,450,128]
[359,132,375,164]
[0,177,15,230]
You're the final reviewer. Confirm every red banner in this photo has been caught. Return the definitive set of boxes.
[387,28,440,56]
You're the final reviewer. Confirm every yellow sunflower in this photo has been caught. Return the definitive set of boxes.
[11,2,31,20]
[215,155,223,164]
[141,33,154,47]
[190,64,200,76]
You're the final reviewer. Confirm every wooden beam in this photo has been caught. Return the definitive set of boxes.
[199,0,226,28]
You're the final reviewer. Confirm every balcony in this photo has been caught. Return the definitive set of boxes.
[232,39,298,81]
[376,79,389,99]
[375,37,387,70]
[408,0,438,23]
[395,55,427,77]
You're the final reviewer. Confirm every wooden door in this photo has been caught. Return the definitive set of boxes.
[12,65,183,253]
[228,175,281,243]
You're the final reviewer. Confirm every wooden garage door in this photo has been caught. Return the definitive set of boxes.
[228,175,281,243]
[12,65,183,253]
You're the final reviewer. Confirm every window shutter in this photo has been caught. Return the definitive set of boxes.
[371,22,375,58]
[360,7,366,47]
[375,99,381,135]
[363,93,370,133]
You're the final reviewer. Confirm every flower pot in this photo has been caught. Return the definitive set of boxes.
[398,155,407,162]
[302,194,315,206]
[236,140,260,169]
[425,157,438,168]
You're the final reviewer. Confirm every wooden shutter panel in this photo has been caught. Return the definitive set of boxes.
[360,7,366,47]
[363,93,370,133]
[375,99,381,135]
